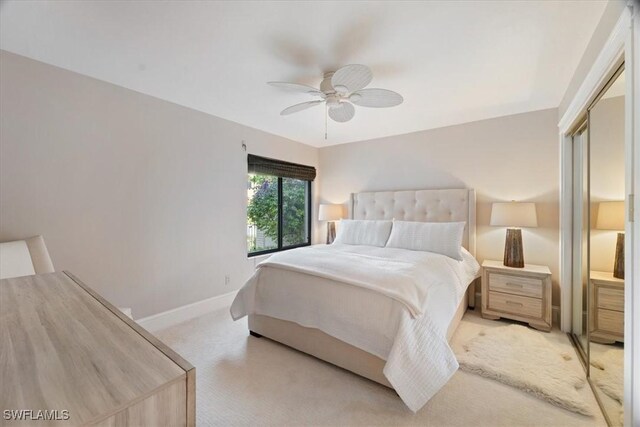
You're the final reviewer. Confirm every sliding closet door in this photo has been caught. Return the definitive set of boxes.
[588,67,625,425]
[572,127,589,360]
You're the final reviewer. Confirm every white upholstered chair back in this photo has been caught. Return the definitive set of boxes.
[0,235,55,279]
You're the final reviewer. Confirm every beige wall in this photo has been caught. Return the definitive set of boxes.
[0,50,319,318]
[317,109,562,306]
[558,0,626,120]
[0,50,568,318]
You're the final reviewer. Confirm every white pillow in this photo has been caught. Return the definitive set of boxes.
[333,220,393,247]
[385,220,466,260]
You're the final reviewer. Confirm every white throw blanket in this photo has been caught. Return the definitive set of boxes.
[231,244,480,412]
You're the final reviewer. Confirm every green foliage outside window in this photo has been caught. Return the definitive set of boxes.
[247,174,308,252]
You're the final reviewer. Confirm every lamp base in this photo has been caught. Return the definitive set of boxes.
[613,232,624,279]
[503,228,524,268]
[326,221,336,244]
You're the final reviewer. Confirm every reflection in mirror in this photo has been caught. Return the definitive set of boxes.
[589,68,625,426]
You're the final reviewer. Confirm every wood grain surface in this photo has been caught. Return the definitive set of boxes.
[481,261,552,331]
[0,272,194,426]
[590,271,625,343]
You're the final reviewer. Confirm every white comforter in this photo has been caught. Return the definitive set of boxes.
[230,244,480,412]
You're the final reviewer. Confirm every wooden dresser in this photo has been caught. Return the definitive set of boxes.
[481,260,552,331]
[0,272,195,426]
[590,270,625,343]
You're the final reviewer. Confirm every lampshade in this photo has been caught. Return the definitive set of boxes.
[490,202,538,228]
[596,201,625,231]
[319,204,344,221]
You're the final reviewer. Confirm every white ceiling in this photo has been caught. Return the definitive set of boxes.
[0,0,607,147]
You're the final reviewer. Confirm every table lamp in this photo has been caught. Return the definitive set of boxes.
[490,201,538,268]
[596,201,625,279]
[319,204,344,244]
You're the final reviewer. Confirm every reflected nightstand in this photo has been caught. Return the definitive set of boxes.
[590,270,624,344]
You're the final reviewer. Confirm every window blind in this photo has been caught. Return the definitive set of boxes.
[248,154,316,181]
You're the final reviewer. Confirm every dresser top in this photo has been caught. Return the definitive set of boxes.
[0,272,188,425]
[482,259,551,275]
[591,270,625,284]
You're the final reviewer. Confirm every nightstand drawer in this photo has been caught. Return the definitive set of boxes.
[487,292,542,318]
[488,273,543,299]
[596,287,624,312]
[596,309,624,335]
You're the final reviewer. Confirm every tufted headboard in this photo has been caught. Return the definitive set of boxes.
[350,188,476,256]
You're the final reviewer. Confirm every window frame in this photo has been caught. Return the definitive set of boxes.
[247,175,312,257]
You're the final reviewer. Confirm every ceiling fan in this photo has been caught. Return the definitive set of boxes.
[268,64,403,125]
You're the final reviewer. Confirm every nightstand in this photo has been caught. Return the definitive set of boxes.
[481,260,552,331]
[590,271,624,344]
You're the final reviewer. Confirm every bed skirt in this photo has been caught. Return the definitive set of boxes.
[248,286,472,388]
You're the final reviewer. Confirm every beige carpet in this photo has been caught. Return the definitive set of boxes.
[156,309,606,426]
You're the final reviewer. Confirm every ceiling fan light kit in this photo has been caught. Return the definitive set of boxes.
[268,64,403,133]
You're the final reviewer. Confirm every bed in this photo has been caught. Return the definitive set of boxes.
[231,188,479,411]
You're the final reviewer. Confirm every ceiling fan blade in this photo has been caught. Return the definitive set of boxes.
[331,64,372,93]
[349,88,403,108]
[328,102,355,122]
[281,100,324,115]
[268,82,323,96]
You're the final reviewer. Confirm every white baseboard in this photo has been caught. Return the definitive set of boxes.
[137,290,238,332]
[552,305,560,328]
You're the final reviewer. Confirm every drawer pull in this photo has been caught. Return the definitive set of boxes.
[506,283,524,288]
[506,301,523,307]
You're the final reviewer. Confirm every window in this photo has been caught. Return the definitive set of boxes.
[247,155,315,256]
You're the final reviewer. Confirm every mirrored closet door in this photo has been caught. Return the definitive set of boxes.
[571,124,589,359]
[571,66,625,426]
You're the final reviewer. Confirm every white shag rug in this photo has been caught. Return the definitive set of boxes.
[591,349,624,425]
[458,324,593,416]
[591,349,623,403]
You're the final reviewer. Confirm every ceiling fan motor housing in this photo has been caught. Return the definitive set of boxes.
[320,72,336,94]
[325,94,342,108]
